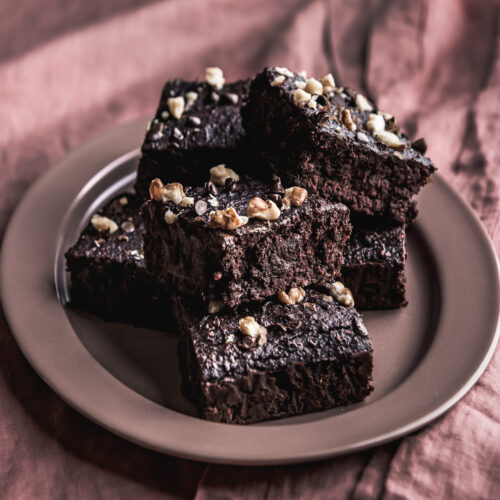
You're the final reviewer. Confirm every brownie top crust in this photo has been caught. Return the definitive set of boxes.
[344,225,406,268]
[176,288,372,382]
[254,67,435,168]
[65,193,145,266]
[141,77,250,154]
[144,174,349,235]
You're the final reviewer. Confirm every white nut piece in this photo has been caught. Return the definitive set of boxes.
[208,300,224,314]
[293,89,312,104]
[294,80,306,90]
[271,75,286,87]
[377,110,393,121]
[341,109,356,131]
[209,207,248,230]
[366,113,385,134]
[274,66,294,78]
[277,287,306,305]
[186,91,198,103]
[210,164,240,186]
[308,99,317,110]
[305,78,323,95]
[330,281,355,307]
[162,182,186,204]
[205,67,225,90]
[373,130,406,150]
[91,215,118,234]
[180,196,194,207]
[355,93,373,112]
[283,186,308,208]
[167,96,185,119]
[247,197,281,220]
[239,316,268,345]
[320,73,336,93]
[164,210,178,224]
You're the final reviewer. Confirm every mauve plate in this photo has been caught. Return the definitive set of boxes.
[1,119,499,465]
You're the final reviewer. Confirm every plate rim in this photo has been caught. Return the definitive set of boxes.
[1,118,499,465]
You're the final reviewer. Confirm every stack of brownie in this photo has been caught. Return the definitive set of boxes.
[66,66,435,424]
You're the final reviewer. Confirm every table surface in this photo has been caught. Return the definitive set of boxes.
[0,1,499,498]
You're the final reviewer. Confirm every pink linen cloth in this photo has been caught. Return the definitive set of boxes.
[0,0,499,498]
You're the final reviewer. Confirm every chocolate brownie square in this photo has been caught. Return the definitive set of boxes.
[141,172,351,309]
[342,225,407,309]
[65,193,170,328]
[174,286,374,424]
[242,67,436,224]
[135,68,262,200]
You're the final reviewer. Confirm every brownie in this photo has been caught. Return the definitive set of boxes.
[141,174,351,309]
[173,287,374,424]
[65,193,170,328]
[135,70,263,200]
[342,225,407,309]
[242,67,436,224]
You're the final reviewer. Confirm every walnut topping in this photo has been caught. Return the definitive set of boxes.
[366,113,385,134]
[277,287,306,305]
[238,316,267,345]
[305,78,323,95]
[209,207,248,230]
[298,70,307,78]
[149,178,164,201]
[186,91,198,103]
[119,196,128,206]
[320,73,336,93]
[275,66,294,78]
[355,93,373,112]
[210,165,240,186]
[162,182,186,204]
[357,131,370,142]
[208,300,224,314]
[294,80,306,90]
[167,96,185,119]
[247,197,281,220]
[373,130,405,150]
[308,99,317,110]
[164,210,178,224]
[377,110,393,121]
[180,196,194,207]
[341,109,356,131]
[205,67,225,90]
[321,294,334,303]
[330,281,355,307]
[293,89,312,104]
[271,75,286,87]
[91,215,118,234]
[282,186,308,209]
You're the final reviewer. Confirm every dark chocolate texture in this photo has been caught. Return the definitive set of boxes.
[173,288,374,424]
[135,78,264,199]
[242,67,436,224]
[65,193,170,328]
[141,177,351,308]
[342,225,407,309]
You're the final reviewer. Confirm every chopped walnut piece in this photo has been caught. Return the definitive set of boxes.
[377,110,393,121]
[320,73,336,93]
[180,196,194,207]
[274,66,294,78]
[293,89,312,104]
[330,281,355,307]
[271,75,286,87]
[238,316,267,345]
[277,287,306,305]
[355,94,373,112]
[294,80,306,90]
[373,130,405,150]
[205,67,225,90]
[164,210,178,224]
[246,197,281,221]
[167,96,185,119]
[208,300,224,314]
[366,113,385,134]
[149,178,164,201]
[162,182,186,204]
[209,207,248,230]
[186,91,198,103]
[91,215,118,234]
[210,165,240,186]
[341,109,356,131]
[321,294,334,303]
[305,78,323,95]
[308,99,317,110]
[282,186,308,209]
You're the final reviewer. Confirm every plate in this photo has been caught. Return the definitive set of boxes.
[1,118,499,465]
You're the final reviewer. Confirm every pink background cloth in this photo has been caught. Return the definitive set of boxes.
[0,0,499,498]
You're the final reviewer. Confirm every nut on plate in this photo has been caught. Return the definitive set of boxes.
[238,316,267,345]
[247,197,281,221]
[91,215,118,234]
[277,287,306,305]
[210,165,240,186]
[330,281,355,307]
[209,206,248,230]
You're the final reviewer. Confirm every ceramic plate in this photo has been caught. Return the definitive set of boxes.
[1,119,499,465]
